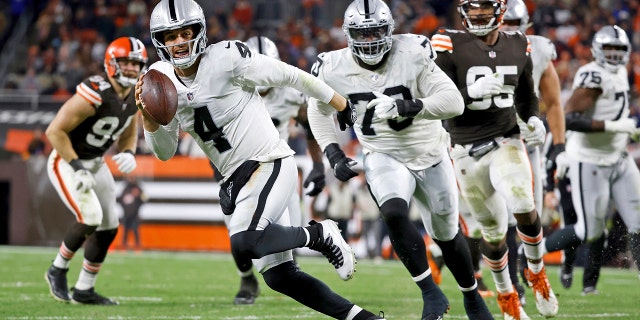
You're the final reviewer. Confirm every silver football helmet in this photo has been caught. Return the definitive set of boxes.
[150,0,207,69]
[591,25,631,72]
[501,0,529,33]
[245,36,280,94]
[458,0,506,36]
[343,0,394,65]
[245,36,280,60]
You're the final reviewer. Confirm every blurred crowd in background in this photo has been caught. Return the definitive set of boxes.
[3,0,640,103]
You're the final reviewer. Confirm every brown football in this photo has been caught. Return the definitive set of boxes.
[140,69,178,125]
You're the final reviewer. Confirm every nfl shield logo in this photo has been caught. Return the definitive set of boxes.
[488,51,496,59]
[187,92,194,101]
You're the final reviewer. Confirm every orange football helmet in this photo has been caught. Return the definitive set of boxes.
[104,37,148,87]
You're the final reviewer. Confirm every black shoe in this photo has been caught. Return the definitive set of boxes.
[421,285,449,320]
[45,265,70,302]
[559,263,573,289]
[71,287,118,305]
[514,281,527,307]
[463,290,494,320]
[233,274,260,305]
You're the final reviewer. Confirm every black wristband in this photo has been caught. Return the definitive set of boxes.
[396,99,423,117]
[123,149,135,155]
[69,159,85,171]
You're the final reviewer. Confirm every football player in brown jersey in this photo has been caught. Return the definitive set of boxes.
[44,37,147,305]
[432,1,559,319]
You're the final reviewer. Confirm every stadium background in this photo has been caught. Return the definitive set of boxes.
[0,0,639,261]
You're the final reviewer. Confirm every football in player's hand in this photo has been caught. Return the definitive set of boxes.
[140,69,178,125]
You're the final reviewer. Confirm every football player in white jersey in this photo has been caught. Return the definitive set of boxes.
[137,1,385,319]
[44,37,147,305]
[222,35,327,305]
[432,0,559,319]
[540,25,640,293]
[308,1,493,319]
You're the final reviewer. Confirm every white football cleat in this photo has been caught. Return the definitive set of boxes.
[309,220,356,281]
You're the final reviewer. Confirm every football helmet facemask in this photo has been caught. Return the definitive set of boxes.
[104,37,148,88]
[459,0,506,36]
[150,0,207,69]
[591,25,631,72]
[501,0,530,33]
[245,36,280,94]
[343,0,394,65]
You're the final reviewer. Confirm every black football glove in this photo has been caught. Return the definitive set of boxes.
[324,143,358,181]
[336,100,356,131]
[303,162,326,196]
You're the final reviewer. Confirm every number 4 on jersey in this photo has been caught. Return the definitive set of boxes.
[193,106,232,152]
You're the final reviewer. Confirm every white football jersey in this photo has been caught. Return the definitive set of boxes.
[565,61,631,165]
[262,87,306,140]
[145,41,336,179]
[528,35,557,98]
[309,34,456,170]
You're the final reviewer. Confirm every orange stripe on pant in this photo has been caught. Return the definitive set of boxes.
[53,154,85,224]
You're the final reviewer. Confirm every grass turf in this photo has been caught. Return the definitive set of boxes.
[1,245,639,319]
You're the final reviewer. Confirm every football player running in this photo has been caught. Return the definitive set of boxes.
[431,0,559,319]
[44,37,147,305]
[454,0,568,306]
[137,1,384,319]
[540,25,640,294]
[308,1,493,319]
[221,35,327,305]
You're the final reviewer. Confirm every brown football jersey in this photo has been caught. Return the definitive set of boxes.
[71,74,138,159]
[432,29,538,145]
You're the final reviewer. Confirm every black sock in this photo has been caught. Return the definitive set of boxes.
[434,232,475,288]
[263,261,353,318]
[304,221,322,249]
[380,199,428,277]
[353,310,377,320]
[544,225,582,252]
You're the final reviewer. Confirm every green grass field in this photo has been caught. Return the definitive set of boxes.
[1,246,639,319]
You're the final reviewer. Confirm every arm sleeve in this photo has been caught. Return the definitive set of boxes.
[514,56,539,121]
[307,97,340,151]
[565,111,597,132]
[143,118,180,161]
[415,62,464,119]
[240,53,335,104]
